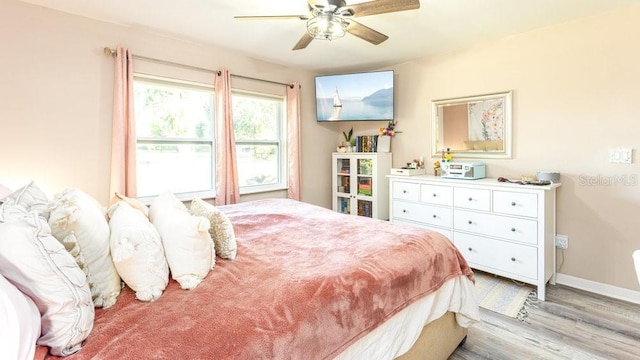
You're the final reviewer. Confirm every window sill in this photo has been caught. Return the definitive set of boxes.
[135,186,287,206]
[136,189,217,206]
[240,185,288,195]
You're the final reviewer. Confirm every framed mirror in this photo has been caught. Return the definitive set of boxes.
[431,91,512,159]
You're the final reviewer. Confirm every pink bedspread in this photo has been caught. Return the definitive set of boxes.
[43,199,473,359]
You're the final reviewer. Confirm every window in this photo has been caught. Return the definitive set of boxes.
[232,91,287,193]
[133,75,215,199]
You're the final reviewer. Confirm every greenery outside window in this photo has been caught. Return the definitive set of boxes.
[232,91,287,193]
[133,75,215,199]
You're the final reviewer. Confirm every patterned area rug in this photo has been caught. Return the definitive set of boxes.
[474,271,537,321]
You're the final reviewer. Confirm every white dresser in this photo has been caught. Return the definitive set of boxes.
[388,175,561,300]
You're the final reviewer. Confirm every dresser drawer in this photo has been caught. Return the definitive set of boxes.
[392,201,452,228]
[453,209,538,245]
[453,187,490,211]
[420,204,453,228]
[420,184,453,206]
[493,191,538,218]
[391,219,453,242]
[392,181,421,201]
[454,232,538,279]
[392,200,426,223]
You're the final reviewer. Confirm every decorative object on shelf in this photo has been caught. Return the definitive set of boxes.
[440,161,486,180]
[376,135,390,152]
[376,121,399,153]
[337,127,355,152]
[342,127,354,146]
[390,168,426,176]
[536,171,560,183]
[441,148,453,162]
[404,158,424,169]
[434,161,441,176]
[379,120,400,137]
[497,177,551,186]
[391,156,426,176]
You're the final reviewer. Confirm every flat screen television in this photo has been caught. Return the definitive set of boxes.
[315,70,394,122]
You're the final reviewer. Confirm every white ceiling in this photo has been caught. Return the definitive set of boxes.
[19,0,640,73]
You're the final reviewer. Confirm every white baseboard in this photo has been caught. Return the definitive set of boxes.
[555,273,640,305]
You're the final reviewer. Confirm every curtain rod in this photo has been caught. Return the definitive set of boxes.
[103,47,295,88]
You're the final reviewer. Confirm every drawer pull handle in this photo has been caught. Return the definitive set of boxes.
[511,257,516,262]
[402,209,407,213]
[468,220,473,224]
[511,227,516,232]
[432,214,437,218]
[468,247,473,252]
[468,197,473,201]
[511,202,516,206]
[403,190,407,194]
[432,193,437,197]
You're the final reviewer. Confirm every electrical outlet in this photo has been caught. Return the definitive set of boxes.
[555,234,569,249]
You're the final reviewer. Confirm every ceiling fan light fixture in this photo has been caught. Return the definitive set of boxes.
[307,12,347,41]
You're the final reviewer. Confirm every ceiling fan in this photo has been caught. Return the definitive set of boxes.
[234,0,420,50]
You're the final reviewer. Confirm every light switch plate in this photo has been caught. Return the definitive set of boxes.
[609,148,633,164]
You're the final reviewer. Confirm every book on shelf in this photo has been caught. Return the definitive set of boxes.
[354,135,379,153]
[357,200,373,218]
[338,159,350,174]
[340,177,350,193]
[358,178,372,195]
[340,197,350,214]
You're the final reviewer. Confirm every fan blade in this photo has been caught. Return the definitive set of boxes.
[293,32,314,50]
[345,0,420,17]
[234,15,309,20]
[346,20,388,45]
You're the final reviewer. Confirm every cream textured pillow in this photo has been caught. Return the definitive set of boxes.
[190,197,237,260]
[149,192,215,290]
[107,201,169,302]
[0,203,94,356]
[48,188,121,308]
[0,274,41,360]
[6,181,50,220]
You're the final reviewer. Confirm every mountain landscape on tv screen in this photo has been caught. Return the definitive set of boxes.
[362,88,392,107]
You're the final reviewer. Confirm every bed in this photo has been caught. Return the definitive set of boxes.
[29,198,478,359]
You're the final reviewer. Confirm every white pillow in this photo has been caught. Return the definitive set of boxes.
[190,197,237,260]
[107,201,169,302]
[0,203,94,356]
[48,188,121,308]
[6,181,50,220]
[149,192,215,290]
[0,274,41,360]
[108,192,149,219]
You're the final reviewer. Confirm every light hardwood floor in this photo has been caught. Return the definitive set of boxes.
[449,284,640,359]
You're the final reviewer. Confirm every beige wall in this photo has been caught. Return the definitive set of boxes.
[382,6,640,292]
[0,0,335,208]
